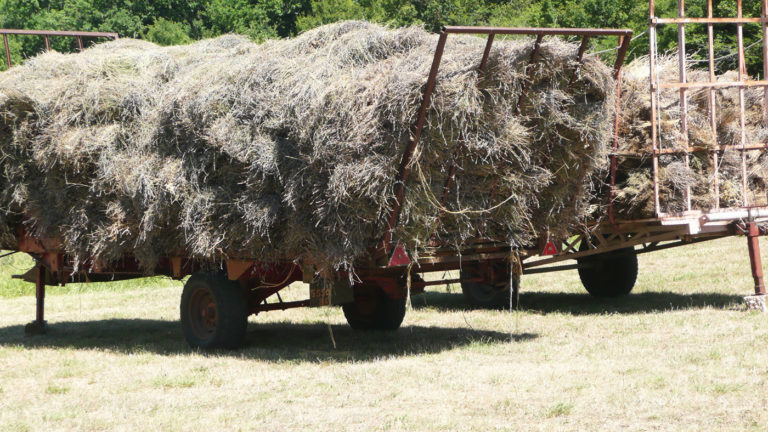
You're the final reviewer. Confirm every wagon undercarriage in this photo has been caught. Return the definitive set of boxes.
[6,1,768,350]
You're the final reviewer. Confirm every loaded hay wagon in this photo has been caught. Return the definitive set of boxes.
[1,0,767,351]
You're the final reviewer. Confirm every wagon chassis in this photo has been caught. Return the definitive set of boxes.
[4,5,768,348]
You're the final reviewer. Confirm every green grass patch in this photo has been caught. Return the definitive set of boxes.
[45,384,71,395]
[546,402,574,418]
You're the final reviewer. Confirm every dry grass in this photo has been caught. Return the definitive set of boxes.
[1,236,767,431]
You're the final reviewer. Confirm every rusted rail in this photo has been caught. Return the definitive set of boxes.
[0,29,119,68]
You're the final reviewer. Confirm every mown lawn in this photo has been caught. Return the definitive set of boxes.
[0,236,766,431]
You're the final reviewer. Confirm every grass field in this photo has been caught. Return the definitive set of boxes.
[0,237,766,431]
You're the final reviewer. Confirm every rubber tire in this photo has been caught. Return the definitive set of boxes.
[180,272,248,350]
[342,285,406,331]
[460,269,510,308]
[577,248,638,297]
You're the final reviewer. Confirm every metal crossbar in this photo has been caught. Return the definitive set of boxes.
[0,29,119,68]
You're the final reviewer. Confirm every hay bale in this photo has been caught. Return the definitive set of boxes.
[0,21,615,273]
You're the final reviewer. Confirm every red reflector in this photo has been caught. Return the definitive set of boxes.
[542,241,558,256]
[388,245,410,267]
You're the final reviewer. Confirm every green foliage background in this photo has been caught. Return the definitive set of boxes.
[0,0,766,74]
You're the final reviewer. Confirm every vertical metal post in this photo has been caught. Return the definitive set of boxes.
[708,0,720,209]
[24,264,48,335]
[35,265,45,324]
[381,31,448,252]
[678,0,692,211]
[44,35,50,51]
[650,0,662,215]
[3,34,10,68]
[738,0,749,206]
[514,34,544,114]
[77,36,83,51]
[567,36,590,88]
[478,33,495,77]
[764,0,768,127]
[747,222,766,295]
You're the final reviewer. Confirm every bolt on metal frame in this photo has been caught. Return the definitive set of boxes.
[0,29,119,68]
[648,0,768,216]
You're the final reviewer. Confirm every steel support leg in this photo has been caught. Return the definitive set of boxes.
[746,222,766,295]
[510,251,522,310]
[511,273,520,310]
[24,265,47,335]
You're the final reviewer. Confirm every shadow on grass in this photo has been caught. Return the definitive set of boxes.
[412,291,745,315]
[0,319,536,362]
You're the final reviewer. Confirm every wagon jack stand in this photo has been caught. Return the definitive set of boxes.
[745,222,768,312]
[24,265,47,335]
[509,251,522,310]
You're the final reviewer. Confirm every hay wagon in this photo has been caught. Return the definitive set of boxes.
[4,0,768,350]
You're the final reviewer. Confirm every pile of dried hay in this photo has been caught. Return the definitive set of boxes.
[0,21,615,273]
[613,55,768,218]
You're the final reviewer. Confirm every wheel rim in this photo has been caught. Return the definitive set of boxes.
[188,287,217,339]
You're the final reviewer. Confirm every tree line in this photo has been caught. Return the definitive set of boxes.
[0,0,765,75]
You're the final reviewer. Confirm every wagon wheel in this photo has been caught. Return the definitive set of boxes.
[180,271,248,350]
[577,241,638,298]
[342,282,406,331]
[460,264,511,309]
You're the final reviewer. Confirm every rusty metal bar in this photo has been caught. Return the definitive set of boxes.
[567,36,590,87]
[678,0,692,211]
[478,33,495,76]
[381,31,448,252]
[708,0,720,209]
[255,299,310,312]
[613,34,632,79]
[654,17,767,24]
[763,0,768,127]
[738,0,749,206]
[35,265,45,324]
[650,0,662,215]
[443,26,632,37]
[747,222,766,295]
[0,29,118,38]
[421,277,483,286]
[0,29,118,70]
[3,34,10,68]
[0,251,18,259]
[523,263,582,274]
[514,34,544,114]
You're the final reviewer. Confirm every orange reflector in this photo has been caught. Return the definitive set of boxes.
[542,241,558,256]
[388,245,410,267]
